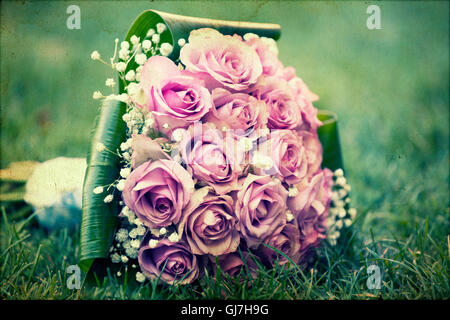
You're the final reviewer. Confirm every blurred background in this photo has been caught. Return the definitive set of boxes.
[0,0,448,297]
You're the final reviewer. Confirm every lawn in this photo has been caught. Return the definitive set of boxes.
[0,1,448,299]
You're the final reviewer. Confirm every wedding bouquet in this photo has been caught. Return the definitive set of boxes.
[80,10,356,285]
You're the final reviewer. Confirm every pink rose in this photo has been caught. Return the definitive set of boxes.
[179,123,243,195]
[178,187,240,255]
[203,88,268,136]
[122,159,195,228]
[282,67,319,103]
[257,223,301,267]
[254,129,323,185]
[213,251,260,279]
[234,174,288,247]
[138,56,213,134]
[179,28,262,91]
[246,37,284,77]
[287,169,332,255]
[248,76,302,130]
[138,235,199,285]
[282,67,322,132]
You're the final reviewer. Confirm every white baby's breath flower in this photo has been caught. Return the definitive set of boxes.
[286,210,294,222]
[120,41,129,50]
[159,43,173,56]
[126,248,138,259]
[120,167,131,178]
[136,226,146,236]
[146,28,155,37]
[142,39,152,50]
[156,23,166,34]
[125,70,136,82]
[105,78,116,88]
[243,33,259,41]
[116,179,126,191]
[335,220,343,229]
[90,50,101,60]
[334,168,344,177]
[336,176,346,186]
[119,48,130,61]
[177,38,186,47]
[162,123,169,129]
[135,53,147,65]
[136,272,146,283]
[95,142,106,152]
[337,207,346,218]
[121,255,129,263]
[149,239,159,248]
[168,232,179,243]
[117,93,129,103]
[104,194,114,203]
[338,189,347,198]
[171,128,186,142]
[151,34,160,44]
[110,253,121,263]
[130,35,140,46]
[344,184,351,192]
[122,151,131,161]
[115,62,127,73]
[288,187,299,198]
[348,208,357,219]
[344,219,352,227]
[133,217,143,227]
[131,239,141,249]
[92,91,103,100]
[93,186,104,194]
[122,240,131,249]
[129,228,137,239]
[159,227,167,235]
[116,228,128,242]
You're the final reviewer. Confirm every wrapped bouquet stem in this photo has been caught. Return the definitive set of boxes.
[80,10,353,286]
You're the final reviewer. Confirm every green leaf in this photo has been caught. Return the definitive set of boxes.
[79,98,126,273]
[80,10,282,275]
[317,110,344,171]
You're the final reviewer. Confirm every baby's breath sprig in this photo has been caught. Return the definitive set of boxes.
[326,168,357,246]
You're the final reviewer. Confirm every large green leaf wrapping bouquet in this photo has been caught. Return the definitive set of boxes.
[80,10,355,285]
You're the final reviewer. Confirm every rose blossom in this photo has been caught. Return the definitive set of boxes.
[282,66,319,103]
[287,169,332,255]
[122,159,194,228]
[138,235,199,285]
[178,187,240,256]
[282,67,322,132]
[257,223,300,267]
[234,174,288,247]
[138,55,213,134]
[179,123,243,195]
[179,28,262,91]
[254,129,323,185]
[203,88,268,137]
[245,36,284,77]
[248,76,302,130]
[213,251,260,279]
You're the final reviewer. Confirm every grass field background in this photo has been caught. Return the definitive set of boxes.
[0,1,448,299]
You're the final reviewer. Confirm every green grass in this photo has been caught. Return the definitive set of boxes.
[0,1,449,299]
